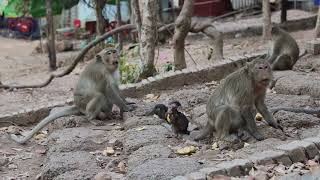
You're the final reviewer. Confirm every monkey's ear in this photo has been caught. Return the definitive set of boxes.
[96,54,102,61]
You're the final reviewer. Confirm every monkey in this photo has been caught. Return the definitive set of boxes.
[9,48,134,144]
[165,101,190,137]
[266,26,307,70]
[194,58,283,142]
[144,101,182,120]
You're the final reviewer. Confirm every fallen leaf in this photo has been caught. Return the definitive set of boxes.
[135,126,146,131]
[103,147,115,156]
[255,113,263,121]
[117,161,126,173]
[176,146,197,155]
[34,133,47,140]
[146,94,155,99]
[212,142,219,150]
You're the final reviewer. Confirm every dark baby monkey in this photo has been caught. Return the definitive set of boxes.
[266,26,306,70]
[166,101,190,137]
[195,58,283,141]
[9,48,133,144]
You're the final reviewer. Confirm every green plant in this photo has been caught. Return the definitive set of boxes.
[119,53,142,84]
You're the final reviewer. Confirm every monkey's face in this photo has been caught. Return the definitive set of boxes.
[99,49,119,73]
[251,60,273,87]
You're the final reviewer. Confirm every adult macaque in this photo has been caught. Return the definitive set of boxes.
[266,26,306,70]
[195,58,283,141]
[9,48,134,144]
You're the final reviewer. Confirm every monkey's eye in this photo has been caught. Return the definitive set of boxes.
[107,51,112,55]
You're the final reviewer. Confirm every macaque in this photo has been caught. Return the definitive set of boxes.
[195,58,283,141]
[9,48,134,144]
[266,26,306,70]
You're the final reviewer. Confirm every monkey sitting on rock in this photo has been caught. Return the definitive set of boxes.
[194,58,283,142]
[9,48,135,144]
[266,26,307,70]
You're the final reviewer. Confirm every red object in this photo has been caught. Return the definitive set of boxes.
[180,0,232,17]
[73,19,81,28]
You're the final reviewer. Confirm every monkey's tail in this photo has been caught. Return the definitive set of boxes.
[270,107,320,115]
[194,122,214,141]
[9,105,79,144]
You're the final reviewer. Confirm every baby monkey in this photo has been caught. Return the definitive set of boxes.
[166,101,190,137]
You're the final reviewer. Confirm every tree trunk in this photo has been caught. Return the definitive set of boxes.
[138,0,157,78]
[172,0,194,70]
[46,0,57,71]
[262,0,271,41]
[116,0,123,50]
[132,0,142,38]
[95,0,106,36]
[315,7,320,39]
[281,0,288,23]
[157,0,163,23]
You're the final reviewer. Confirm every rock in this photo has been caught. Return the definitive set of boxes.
[186,171,206,180]
[47,127,118,153]
[215,159,253,177]
[94,171,124,180]
[123,125,169,153]
[248,150,285,165]
[127,144,172,170]
[303,136,320,149]
[124,116,163,129]
[274,71,320,97]
[41,151,99,179]
[276,141,308,163]
[126,158,202,180]
[0,157,9,167]
[199,167,227,178]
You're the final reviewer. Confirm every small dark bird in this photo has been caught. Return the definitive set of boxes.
[166,101,190,136]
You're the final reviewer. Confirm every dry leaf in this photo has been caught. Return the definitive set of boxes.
[103,147,115,156]
[255,113,263,121]
[136,126,146,131]
[176,146,197,155]
[34,133,47,140]
[146,94,155,99]
[212,142,219,150]
[118,161,126,173]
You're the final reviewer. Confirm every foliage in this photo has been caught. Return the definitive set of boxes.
[163,62,174,72]
[119,50,142,84]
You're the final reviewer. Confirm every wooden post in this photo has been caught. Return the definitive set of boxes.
[281,0,288,23]
[46,0,57,71]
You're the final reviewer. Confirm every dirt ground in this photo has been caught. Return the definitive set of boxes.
[1,13,320,179]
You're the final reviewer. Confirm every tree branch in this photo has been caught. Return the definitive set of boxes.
[0,24,136,89]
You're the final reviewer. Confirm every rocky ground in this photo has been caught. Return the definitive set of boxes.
[1,10,320,180]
